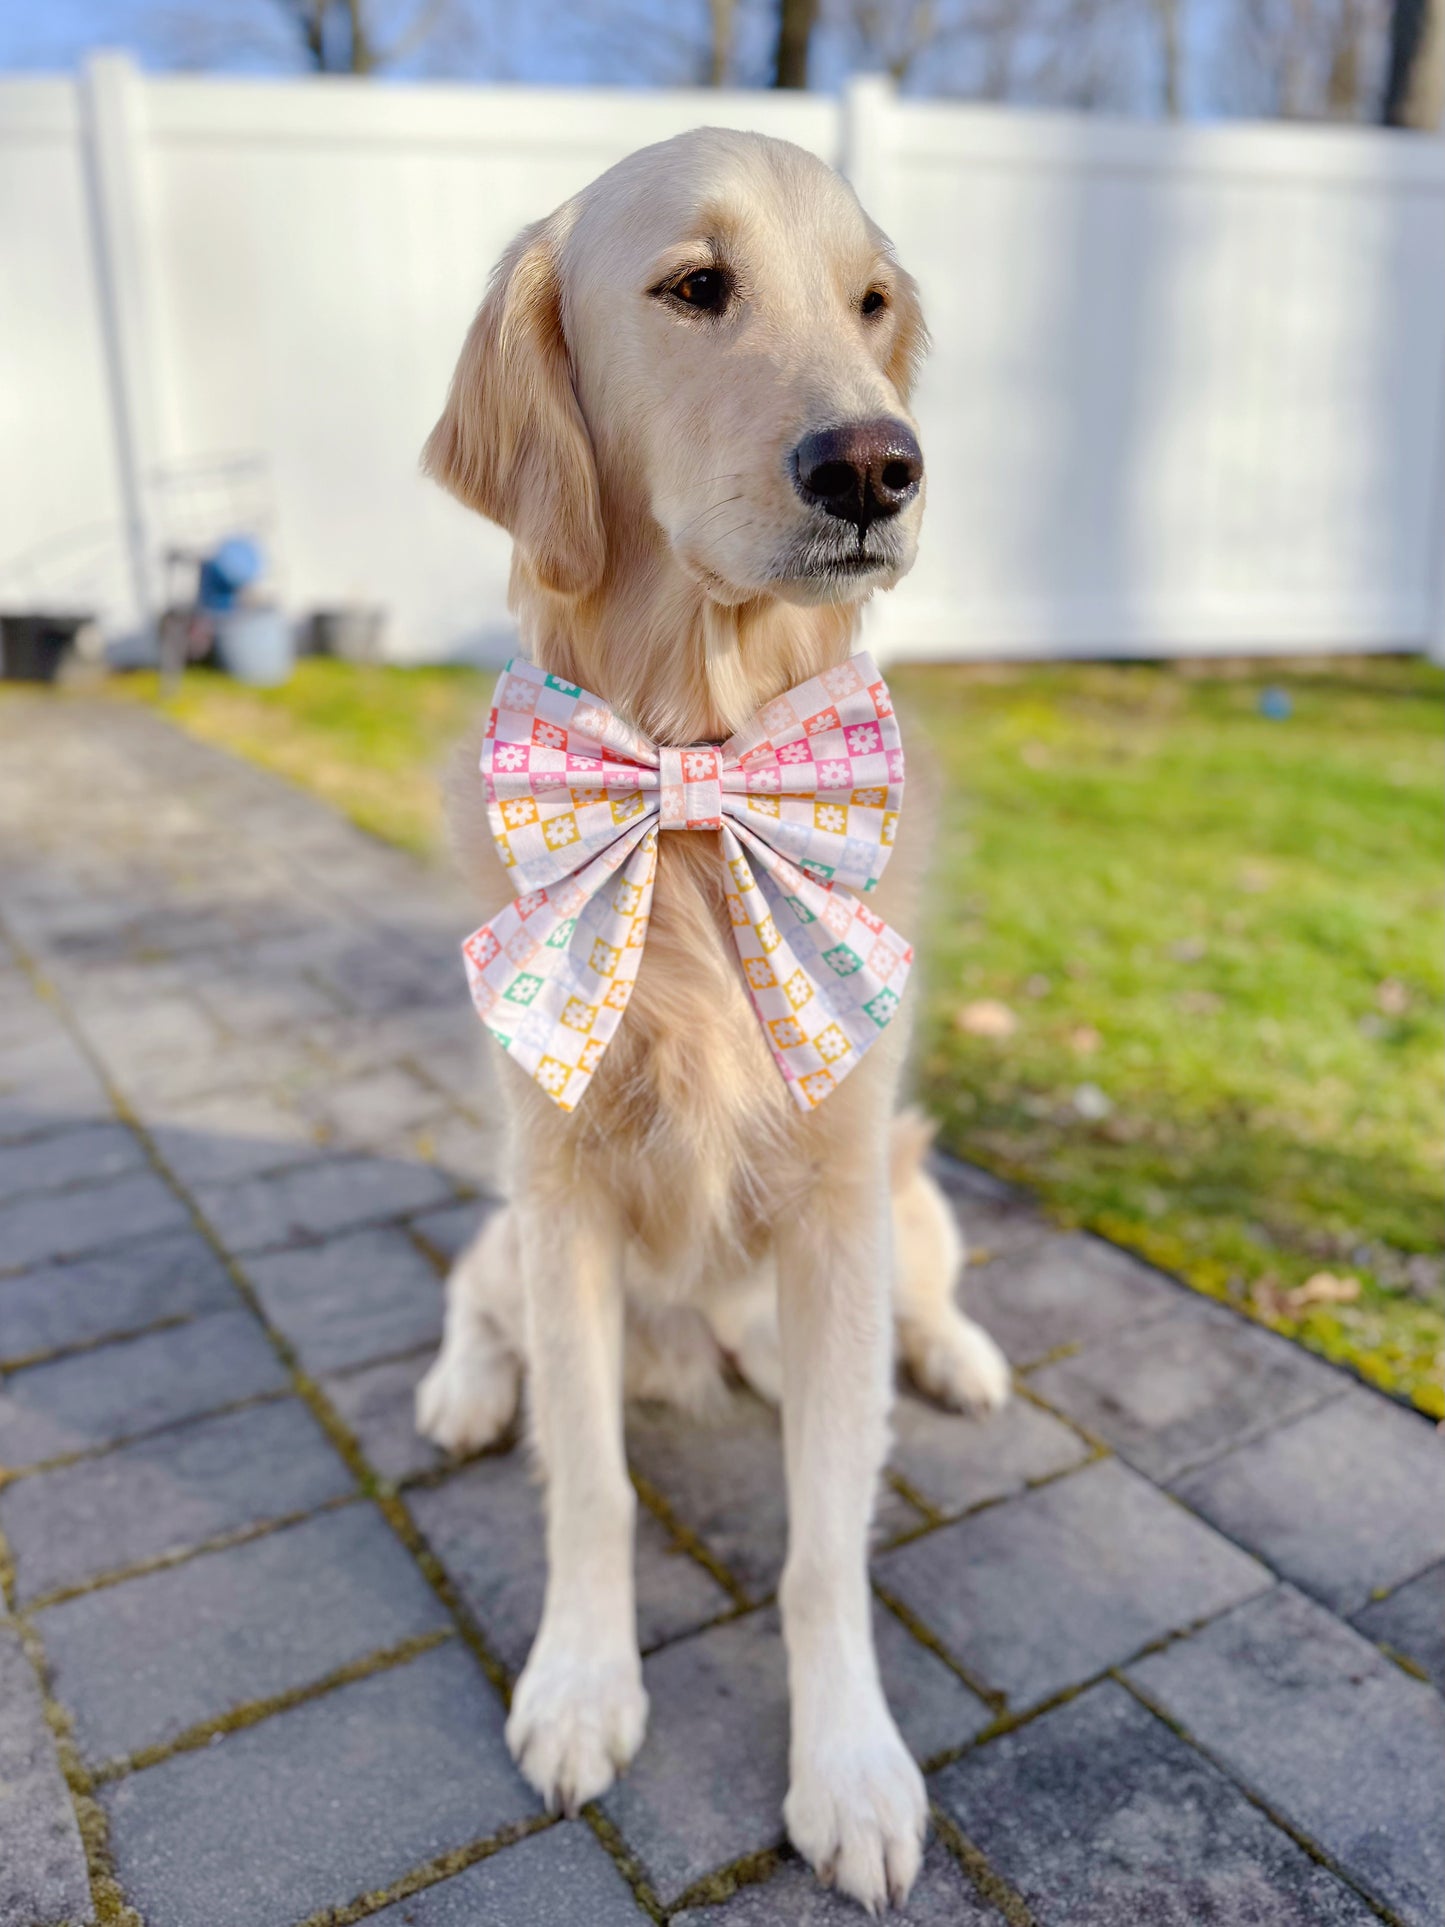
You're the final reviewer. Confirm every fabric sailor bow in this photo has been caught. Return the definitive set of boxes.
[461,651,912,1113]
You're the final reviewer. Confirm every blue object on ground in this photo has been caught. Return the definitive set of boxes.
[198,536,265,613]
[215,606,292,686]
[1258,687,1292,720]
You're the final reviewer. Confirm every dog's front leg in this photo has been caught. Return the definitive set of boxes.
[777,1160,926,1913]
[504,1190,647,1812]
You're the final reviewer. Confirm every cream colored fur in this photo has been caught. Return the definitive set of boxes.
[414,126,1008,1915]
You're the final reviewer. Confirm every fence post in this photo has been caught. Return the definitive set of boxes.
[81,51,161,632]
[841,73,893,211]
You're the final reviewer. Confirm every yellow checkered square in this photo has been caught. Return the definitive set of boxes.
[783,969,812,1010]
[800,1068,836,1106]
[747,793,780,818]
[542,812,580,851]
[757,916,781,954]
[813,801,849,835]
[536,1057,572,1100]
[768,1015,805,1051]
[589,938,620,977]
[727,856,754,892]
[610,792,645,824]
[499,796,538,829]
[743,958,777,990]
[603,980,632,1011]
[580,1038,606,1074]
[560,997,595,1033]
[815,1024,850,1064]
[850,786,886,808]
[613,878,644,915]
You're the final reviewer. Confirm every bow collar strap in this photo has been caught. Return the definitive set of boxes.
[462,652,912,1113]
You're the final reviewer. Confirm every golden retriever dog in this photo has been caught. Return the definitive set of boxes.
[415,126,1009,1914]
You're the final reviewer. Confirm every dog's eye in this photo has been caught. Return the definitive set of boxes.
[860,287,888,317]
[664,268,730,314]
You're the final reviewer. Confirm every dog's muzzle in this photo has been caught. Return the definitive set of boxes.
[658,745,723,832]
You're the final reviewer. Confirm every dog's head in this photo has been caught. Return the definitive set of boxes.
[424,128,928,610]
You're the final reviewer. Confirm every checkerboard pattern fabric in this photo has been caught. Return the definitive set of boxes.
[461,652,912,1113]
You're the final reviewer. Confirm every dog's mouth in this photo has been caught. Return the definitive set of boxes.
[769,528,906,590]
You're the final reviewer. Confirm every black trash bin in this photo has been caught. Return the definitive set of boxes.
[0,613,93,682]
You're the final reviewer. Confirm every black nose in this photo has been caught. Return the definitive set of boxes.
[792,418,923,532]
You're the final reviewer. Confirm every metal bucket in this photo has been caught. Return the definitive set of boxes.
[215,607,292,687]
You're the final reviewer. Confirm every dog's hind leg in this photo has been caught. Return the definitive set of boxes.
[415,1204,524,1455]
[889,1110,1010,1414]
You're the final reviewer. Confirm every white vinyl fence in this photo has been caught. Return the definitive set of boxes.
[2,56,1443,663]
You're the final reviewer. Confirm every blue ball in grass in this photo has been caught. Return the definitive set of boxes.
[1258,687,1292,720]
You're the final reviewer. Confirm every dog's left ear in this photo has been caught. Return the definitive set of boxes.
[423,213,605,597]
[885,260,929,405]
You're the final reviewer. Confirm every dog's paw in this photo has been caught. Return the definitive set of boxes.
[785,1715,927,1915]
[903,1308,1011,1416]
[414,1336,519,1455]
[506,1643,648,1815]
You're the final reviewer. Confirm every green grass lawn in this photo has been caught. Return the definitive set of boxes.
[105,654,1443,1415]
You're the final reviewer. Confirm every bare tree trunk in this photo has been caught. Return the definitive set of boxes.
[1384,0,1445,124]
[1155,0,1183,113]
[708,0,735,84]
[344,0,376,72]
[772,0,819,86]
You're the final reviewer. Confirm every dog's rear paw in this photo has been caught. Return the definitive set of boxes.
[786,1717,926,1915]
[415,1336,519,1455]
[506,1644,648,1814]
[902,1308,1011,1416]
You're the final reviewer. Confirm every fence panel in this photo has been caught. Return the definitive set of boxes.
[1,60,1441,662]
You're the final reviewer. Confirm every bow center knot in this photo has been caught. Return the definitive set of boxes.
[658,745,723,832]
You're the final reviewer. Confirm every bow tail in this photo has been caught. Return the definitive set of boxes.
[719,822,914,1112]
[462,824,659,1112]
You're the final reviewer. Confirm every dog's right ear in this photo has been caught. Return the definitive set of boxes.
[423,216,605,597]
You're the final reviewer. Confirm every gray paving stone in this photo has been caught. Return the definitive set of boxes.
[626,1390,920,1599]
[875,1459,1271,1709]
[409,1453,731,1673]
[1028,1304,1347,1482]
[933,1679,1381,1927]
[0,1307,286,1466]
[101,1641,537,1927]
[600,1607,789,1905]
[364,1823,645,1925]
[415,1112,503,1191]
[0,1169,188,1273]
[37,1504,449,1766]
[306,1066,451,1151]
[1,1398,353,1602]
[963,1233,1182,1366]
[0,1227,237,1364]
[673,1838,1000,1924]
[149,1088,325,1186]
[1353,1561,1445,1693]
[411,1198,491,1266]
[1128,1585,1445,1927]
[0,1030,113,1140]
[888,1391,1089,1518]
[0,1618,95,1927]
[932,1155,1053,1264]
[626,1392,789,1600]
[242,1226,444,1372]
[323,1350,447,1483]
[602,1605,983,1910]
[194,1152,453,1254]
[1172,1389,1445,1613]
[0,1121,145,1203]
[872,1601,993,1762]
